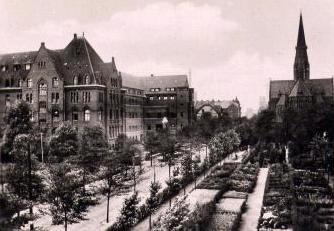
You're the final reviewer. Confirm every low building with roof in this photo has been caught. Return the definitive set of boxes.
[269,14,334,122]
[195,98,241,119]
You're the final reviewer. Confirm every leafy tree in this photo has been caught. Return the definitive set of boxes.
[146,181,161,229]
[209,129,241,162]
[48,123,79,163]
[6,134,44,220]
[101,151,123,223]
[77,125,108,195]
[157,129,177,181]
[180,151,193,185]
[3,101,32,161]
[144,130,159,166]
[115,134,137,177]
[113,192,140,230]
[48,162,88,231]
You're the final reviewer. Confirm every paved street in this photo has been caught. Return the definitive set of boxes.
[239,168,269,231]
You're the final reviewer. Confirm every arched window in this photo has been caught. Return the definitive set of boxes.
[27,78,33,88]
[98,108,103,121]
[52,109,60,122]
[73,76,78,85]
[84,75,90,85]
[52,77,59,87]
[39,83,47,96]
[84,109,90,121]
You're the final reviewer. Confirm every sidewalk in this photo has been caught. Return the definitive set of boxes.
[239,168,269,231]
[132,151,246,231]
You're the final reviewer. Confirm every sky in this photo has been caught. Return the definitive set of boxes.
[1,0,334,114]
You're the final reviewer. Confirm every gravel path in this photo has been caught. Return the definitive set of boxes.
[239,167,269,231]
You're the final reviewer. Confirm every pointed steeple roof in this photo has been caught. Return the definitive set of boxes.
[297,13,307,48]
[294,13,310,81]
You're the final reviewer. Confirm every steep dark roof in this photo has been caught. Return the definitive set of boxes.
[297,14,307,48]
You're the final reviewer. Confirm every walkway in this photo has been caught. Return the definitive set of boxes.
[239,167,269,231]
[132,151,246,231]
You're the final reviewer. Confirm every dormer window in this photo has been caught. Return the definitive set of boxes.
[52,77,59,87]
[25,64,31,70]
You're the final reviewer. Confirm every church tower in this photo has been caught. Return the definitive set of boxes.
[294,14,310,81]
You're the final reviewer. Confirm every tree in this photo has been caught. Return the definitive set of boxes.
[6,134,44,223]
[209,129,241,162]
[146,181,161,229]
[77,125,108,195]
[113,192,140,230]
[101,151,123,223]
[48,123,79,163]
[48,163,88,231]
[144,130,159,166]
[115,134,136,177]
[157,129,177,181]
[3,101,33,161]
[180,151,193,186]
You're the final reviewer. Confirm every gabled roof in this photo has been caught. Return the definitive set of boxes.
[277,94,287,106]
[289,80,311,97]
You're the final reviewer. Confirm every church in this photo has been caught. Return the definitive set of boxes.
[269,14,334,121]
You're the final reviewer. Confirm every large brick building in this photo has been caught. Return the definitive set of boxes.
[269,14,334,121]
[0,34,194,142]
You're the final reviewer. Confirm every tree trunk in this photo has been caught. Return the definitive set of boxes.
[27,143,34,225]
[150,151,153,167]
[82,168,86,196]
[64,211,67,231]
[107,191,110,223]
[149,214,152,230]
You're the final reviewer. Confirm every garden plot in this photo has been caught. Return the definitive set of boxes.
[258,163,292,230]
[291,169,334,231]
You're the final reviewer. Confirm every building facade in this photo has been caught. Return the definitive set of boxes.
[0,34,194,141]
[195,98,241,119]
[269,14,334,121]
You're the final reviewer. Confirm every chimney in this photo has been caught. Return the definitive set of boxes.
[74,33,77,39]
[150,74,154,77]
[41,42,45,48]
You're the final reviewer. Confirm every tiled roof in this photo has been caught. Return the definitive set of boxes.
[0,51,38,65]
[143,75,189,91]
[270,78,333,99]
[121,72,144,90]
[269,80,295,99]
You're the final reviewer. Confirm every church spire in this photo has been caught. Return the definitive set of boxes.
[294,13,310,80]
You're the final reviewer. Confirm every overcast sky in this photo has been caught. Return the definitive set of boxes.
[1,0,334,114]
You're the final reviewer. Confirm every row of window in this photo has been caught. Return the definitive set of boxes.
[127,112,142,118]
[108,125,121,138]
[127,88,143,95]
[149,96,175,101]
[149,87,176,92]
[1,63,31,72]
[128,125,143,131]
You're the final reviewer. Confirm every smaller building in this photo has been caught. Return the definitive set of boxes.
[195,98,241,119]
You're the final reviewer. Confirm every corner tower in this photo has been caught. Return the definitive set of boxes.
[294,13,310,81]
